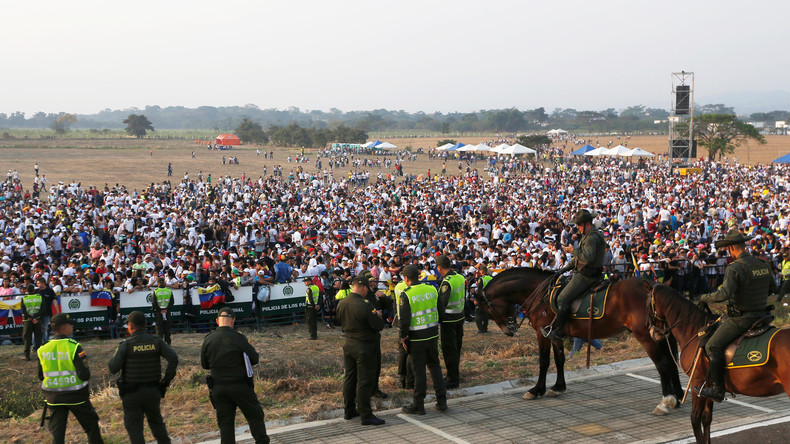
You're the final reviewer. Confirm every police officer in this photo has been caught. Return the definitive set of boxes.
[336,273,386,426]
[361,271,388,399]
[435,255,465,389]
[22,283,43,361]
[108,311,179,444]
[696,229,776,402]
[37,313,104,444]
[304,276,320,340]
[776,249,790,306]
[475,267,493,333]
[543,209,607,341]
[400,265,448,415]
[200,307,269,443]
[153,278,174,344]
[392,274,414,389]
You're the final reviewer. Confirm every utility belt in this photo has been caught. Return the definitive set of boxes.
[206,375,253,387]
[726,305,771,318]
[117,379,159,397]
[578,266,603,278]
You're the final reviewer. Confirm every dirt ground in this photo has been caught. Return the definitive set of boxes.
[1,135,788,191]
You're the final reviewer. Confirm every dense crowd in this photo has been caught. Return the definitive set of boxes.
[3,149,790,333]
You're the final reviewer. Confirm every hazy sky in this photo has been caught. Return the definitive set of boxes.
[4,0,788,115]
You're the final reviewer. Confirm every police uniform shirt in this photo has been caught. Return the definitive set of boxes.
[337,292,384,342]
[37,334,91,405]
[200,327,259,384]
[108,330,178,384]
[700,251,776,312]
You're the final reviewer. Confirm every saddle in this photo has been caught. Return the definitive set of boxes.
[700,314,777,367]
[724,314,775,365]
[549,275,612,320]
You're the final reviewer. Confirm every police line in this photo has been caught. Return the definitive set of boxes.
[0,282,310,335]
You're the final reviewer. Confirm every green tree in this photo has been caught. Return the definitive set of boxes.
[123,114,155,138]
[49,113,77,134]
[234,118,268,144]
[694,114,765,161]
[436,139,457,147]
[516,135,552,148]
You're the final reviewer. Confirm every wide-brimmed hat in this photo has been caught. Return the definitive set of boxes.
[572,209,595,225]
[714,229,754,249]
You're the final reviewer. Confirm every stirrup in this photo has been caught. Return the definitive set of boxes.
[540,325,553,338]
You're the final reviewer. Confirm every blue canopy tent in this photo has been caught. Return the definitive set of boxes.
[772,153,790,163]
[448,143,466,151]
[571,144,596,155]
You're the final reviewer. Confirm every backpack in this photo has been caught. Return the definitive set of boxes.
[312,275,325,294]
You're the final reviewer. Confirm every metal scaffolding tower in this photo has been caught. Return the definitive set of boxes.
[669,71,695,165]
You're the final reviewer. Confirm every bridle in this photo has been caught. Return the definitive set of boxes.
[646,285,699,372]
[477,273,556,336]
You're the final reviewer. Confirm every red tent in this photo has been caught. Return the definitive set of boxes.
[216,134,241,145]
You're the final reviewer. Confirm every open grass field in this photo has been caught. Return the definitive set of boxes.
[1,135,788,191]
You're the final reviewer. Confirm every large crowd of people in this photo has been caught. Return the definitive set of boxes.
[3,146,790,340]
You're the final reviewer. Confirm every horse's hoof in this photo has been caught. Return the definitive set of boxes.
[545,389,560,398]
[522,392,538,400]
[652,405,670,416]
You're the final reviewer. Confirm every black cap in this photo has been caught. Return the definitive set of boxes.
[350,273,372,286]
[401,265,419,281]
[303,275,312,282]
[218,307,235,318]
[51,313,74,327]
[435,255,451,268]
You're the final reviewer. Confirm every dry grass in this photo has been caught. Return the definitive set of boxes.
[1,135,789,191]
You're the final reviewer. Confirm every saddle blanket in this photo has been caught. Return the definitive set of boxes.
[727,326,780,369]
[549,282,610,320]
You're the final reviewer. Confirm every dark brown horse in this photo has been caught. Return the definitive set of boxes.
[648,284,790,443]
[476,267,683,414]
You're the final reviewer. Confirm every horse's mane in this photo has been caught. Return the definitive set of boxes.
[653,284,712,327]
[490,266,554,283]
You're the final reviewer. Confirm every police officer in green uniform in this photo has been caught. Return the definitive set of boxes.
[392,275,414,389]
[361,271,388,399]
[304,276,320,340]
[543,209,607,342]
[776,249,790,305]
[37,313,104,444]
[336,273,386,426]
[108,311,179,444]
[200,307,269,443]
[436,255,465,389]
[696,229,776,402]
[400,265,448,415]
[153,279,174,345]
[22,283,44,361]
[475,267,493,333]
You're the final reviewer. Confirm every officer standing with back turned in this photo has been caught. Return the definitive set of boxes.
[108,311,179,444]
[37,313,104,444]
[696,229,776,402]
[201,307,270,443]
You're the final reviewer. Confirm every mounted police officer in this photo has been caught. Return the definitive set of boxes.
[153,278,174,344]
[543,209,607,342]
[108,311,179,444]
[304,275,320,340]
[200,307,269,443]
[336,273,386,426]
[37,313,104,444]
[436,255,465,389]
[696,229,776,402]
[399,265,448,415]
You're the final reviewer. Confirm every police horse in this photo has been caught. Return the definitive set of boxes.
[475,267,683,415]
[648,284,790,443]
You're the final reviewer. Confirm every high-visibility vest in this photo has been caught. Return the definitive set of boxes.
[442,273,466,322]
[782,260,790,280]
[394,281,409,317]
[481,275,493,288]
[23,293,43,317]
[38,338,89,400]
[404,283,439,341]
[306,285,320,305]
[154,287,173,308]
[335,288,350,301]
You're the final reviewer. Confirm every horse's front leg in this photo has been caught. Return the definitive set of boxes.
[690,394,712,444]
[546,338,566,397]
[523,335,552,399]
[701,397,714,444]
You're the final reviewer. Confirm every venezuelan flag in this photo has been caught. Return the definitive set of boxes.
[0,300,23,325]
[198,284,225,309]
[90,289,114,307]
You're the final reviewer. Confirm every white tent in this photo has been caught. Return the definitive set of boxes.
[497,143,537,156]
[376,142,397,149]
[491,143,511,153]
[624,147,655,157]
[361,141,377,148]
[437,143,455,151]
[459,143,493,152]
[584,147,609,157]
[457,145,477,152]
[602,145,631,156]
[547,128,568,135]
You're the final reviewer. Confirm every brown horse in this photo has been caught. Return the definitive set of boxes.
[476,267,683,415]
[647,284,790,443]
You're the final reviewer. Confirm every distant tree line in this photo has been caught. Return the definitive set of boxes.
[233,119,367,147]
[1,104,788,135]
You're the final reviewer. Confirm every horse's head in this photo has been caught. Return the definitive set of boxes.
[476,283,519,336]
[474,268,553,337]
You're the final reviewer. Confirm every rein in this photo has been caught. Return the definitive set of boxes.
[480,272,556,335]
[647,286,702,373]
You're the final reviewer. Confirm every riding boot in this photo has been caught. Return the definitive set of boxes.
[543,308,570,342]
[698,355,726,402]
[435,395,448,412]
[402,400,425,415]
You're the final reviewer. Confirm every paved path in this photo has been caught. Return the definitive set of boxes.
[199,358,790,443]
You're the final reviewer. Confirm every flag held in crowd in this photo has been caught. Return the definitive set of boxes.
[90,289,114,307]
[198,284,225,309]
[0,300,23,325]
